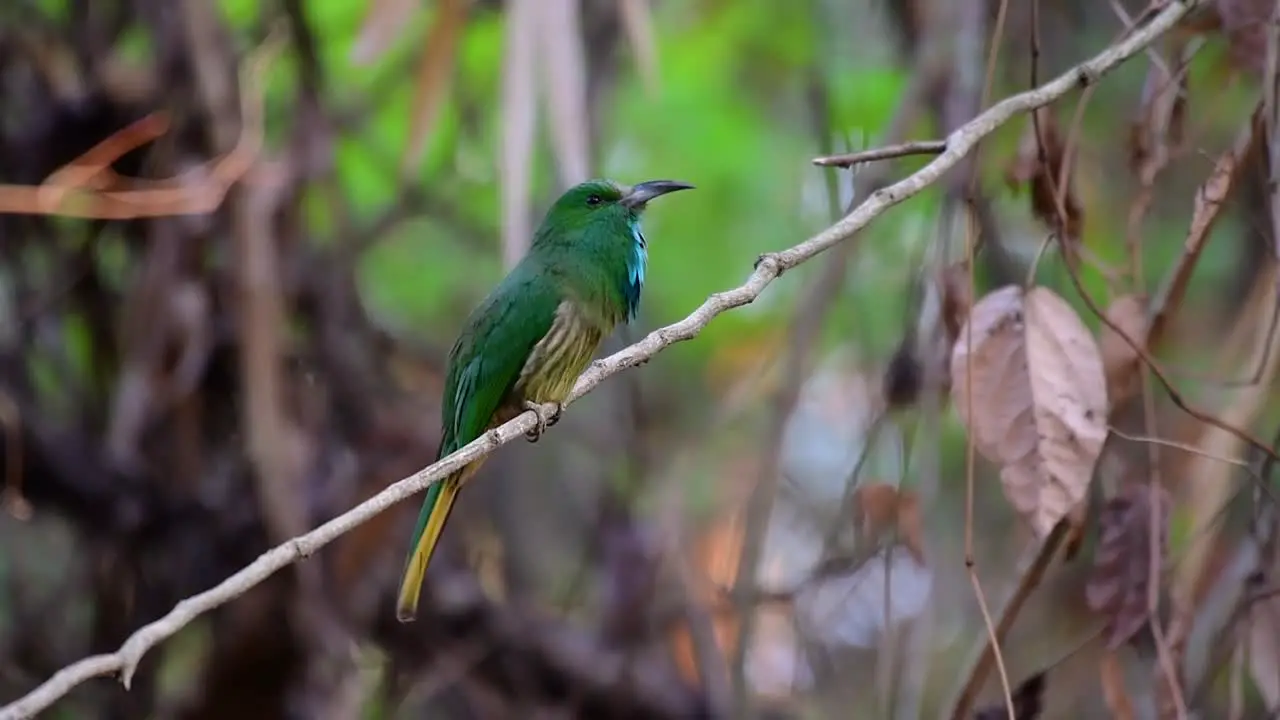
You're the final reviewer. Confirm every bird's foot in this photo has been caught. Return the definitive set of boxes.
[523,401,563,443]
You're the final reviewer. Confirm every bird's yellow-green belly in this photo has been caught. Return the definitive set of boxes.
[515,304,606,404]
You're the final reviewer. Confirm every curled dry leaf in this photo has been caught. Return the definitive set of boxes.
[850,483,925,564]
[1098,294,1149,408]
[1154,117,1253,343]
[1005,108,1083,241]
[951,285,1109,537]
[1084,483,1171,650]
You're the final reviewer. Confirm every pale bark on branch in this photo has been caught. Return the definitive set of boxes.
[0,2,1201,717]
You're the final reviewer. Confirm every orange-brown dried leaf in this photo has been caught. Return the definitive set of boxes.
[1005,108,1083,240]
[851,483,925,565]
[1099,294,1149,409]
[1085,483,1171,649]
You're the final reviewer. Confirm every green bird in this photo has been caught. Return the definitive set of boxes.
[396,178,694,622]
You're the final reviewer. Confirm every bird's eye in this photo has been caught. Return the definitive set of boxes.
[586,194,602,207]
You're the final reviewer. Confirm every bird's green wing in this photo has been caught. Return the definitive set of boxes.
[438,269,560,457]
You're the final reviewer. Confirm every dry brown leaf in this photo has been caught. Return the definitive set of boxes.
[1005,108,1083,241]
[351,0,421,65]
[1084,483,1171,649]
[402,0,469,176]
[950,285,1109,537]
[850,483,924,565]
[1098,294,1149,408]
[1152,117,1254,345]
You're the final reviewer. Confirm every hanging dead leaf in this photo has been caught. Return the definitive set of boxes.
[1084,483,1171,649]
[402,0,469,176]
[1005,108,1083,241]
[951,285,1109,537]
[1154,118,1254,345]
[850,483,924,565]
[1098,294,1149,409]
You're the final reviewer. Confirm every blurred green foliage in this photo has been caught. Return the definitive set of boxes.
[208,0,940,383]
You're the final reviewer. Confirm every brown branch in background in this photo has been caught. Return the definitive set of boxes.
[38,112,171,197]
[811,139,947,167]
[0,28,284,219]
[0,3,1207,716]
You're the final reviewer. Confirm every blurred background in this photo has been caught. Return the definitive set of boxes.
[1,0,1278,718]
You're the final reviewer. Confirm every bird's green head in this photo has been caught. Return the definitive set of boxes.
[536,178,694,232]
[531,178,694,321]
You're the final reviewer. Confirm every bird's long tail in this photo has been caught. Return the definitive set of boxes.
[396,470,464,623]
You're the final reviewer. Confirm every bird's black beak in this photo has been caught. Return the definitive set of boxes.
[620,180,695,209]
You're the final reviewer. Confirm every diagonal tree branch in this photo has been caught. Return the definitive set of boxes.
[0,2,1201,717]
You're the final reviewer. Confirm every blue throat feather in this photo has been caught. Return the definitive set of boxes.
[624,219,646,322]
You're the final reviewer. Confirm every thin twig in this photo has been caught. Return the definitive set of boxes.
[949,522,1070,719]
[966,0,1016,713]
[1122,29,1191,720]
[0,5,1204,716]
[811,140,947,167]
